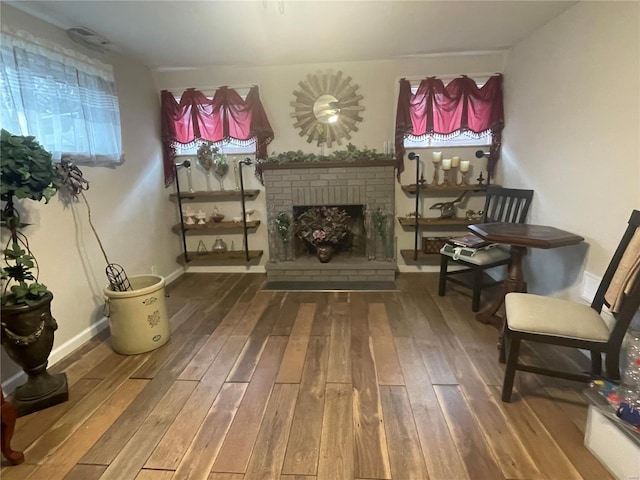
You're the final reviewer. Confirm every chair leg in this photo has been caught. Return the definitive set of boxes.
[438,255,448,297]
[471,268,483,312]
[501,332,521,402]
[591,350,602,377]
[605,346,621,380]
[498,322,508,364]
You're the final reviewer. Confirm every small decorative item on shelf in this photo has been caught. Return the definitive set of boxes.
[212,237,228,253]
[294,206,350,263]
[233,157,240,190]
[465,209,483,222]
[183,207,195,225]
[211,205,224,223]
[422,236,448,254]
[244,208,255,222]
[195,210,207,225]
[441,158,452,185]
[213,153,229,191]
[458,160,471,185]
[429,191,468,219]
[197,141,216,190]
[430,151,442,186]
[196,240,208,255]
[185,161,195,192]
[477,171,485,186]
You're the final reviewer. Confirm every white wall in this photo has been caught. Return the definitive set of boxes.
[154,54,507,270]
[502,1,640,299]
[1,5,182,385]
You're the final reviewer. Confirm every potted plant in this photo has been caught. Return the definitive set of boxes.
[0,129,68,416]
[294,206,351,263]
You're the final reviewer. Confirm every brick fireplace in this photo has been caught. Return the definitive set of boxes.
[262,160,396,283]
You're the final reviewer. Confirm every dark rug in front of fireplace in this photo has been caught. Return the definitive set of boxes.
[262,281,398,292]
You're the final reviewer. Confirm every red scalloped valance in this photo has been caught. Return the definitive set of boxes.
[395,74,504,181]
[161,86,274,186]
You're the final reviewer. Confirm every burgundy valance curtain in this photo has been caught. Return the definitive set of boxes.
[394,74,504,181]
[161,85,274,186]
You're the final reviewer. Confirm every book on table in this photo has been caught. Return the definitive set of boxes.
[447,234,493,249]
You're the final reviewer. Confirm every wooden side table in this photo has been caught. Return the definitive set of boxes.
[1,387,24,465]
[468,222,584,329]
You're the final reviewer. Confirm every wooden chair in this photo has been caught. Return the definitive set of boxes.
[500,209,640,402]
[438,186,534,311]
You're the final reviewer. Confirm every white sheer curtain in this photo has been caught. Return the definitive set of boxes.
[0,28,124,166]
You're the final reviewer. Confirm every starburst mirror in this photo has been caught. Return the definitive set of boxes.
[290,70,364,147]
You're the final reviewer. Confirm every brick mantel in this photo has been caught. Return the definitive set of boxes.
[259,160,395,170]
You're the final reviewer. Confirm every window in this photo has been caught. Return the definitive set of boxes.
[395,74,503,179]
[172,89,256,156]
[0,28,123,166]
[403,78,491,149]
[161,86,273,186]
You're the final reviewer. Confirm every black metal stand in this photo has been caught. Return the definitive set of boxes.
[173,161,191,263]
[238,158,252,262]
[408,152,420,261]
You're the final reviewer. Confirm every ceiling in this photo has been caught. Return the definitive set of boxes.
[6,1,577,70]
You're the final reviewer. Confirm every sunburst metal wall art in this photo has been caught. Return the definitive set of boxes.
[290,70,364,147]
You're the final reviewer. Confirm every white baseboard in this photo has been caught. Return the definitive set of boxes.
[185,265,266,273]
[1,316,110,395]
[165,266,185,285]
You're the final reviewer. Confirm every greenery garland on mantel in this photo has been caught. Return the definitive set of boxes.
[255,143,394,183]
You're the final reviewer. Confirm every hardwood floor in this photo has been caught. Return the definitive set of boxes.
[1,273,613,480]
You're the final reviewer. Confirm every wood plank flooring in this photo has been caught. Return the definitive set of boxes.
[1,273,613,480]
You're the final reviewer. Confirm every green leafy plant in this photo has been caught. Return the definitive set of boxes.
[262,143,390,165]
[274,212,292,244]
[371,208,387,239]
[294,206,351,246]
[1,129,58,306]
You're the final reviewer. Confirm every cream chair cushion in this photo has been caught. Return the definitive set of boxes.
[505,293,611,342]
[440,244,510,266]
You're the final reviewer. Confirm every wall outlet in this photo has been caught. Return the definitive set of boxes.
[151,265,158,275]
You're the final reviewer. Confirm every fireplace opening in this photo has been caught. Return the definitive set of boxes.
[292,204,366,259]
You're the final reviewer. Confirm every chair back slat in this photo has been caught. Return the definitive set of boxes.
[594,210,640,346]
[482,186,534,224]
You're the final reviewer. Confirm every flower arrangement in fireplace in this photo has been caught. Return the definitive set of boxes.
[295,206,351,246]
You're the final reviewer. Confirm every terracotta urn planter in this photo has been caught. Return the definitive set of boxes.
[1,291,68,416]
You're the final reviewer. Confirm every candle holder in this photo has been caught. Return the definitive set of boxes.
[430,161,441,186]
[458,170,470,186]
[442,168,452,186]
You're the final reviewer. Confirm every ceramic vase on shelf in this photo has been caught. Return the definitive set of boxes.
[212,237,228,253]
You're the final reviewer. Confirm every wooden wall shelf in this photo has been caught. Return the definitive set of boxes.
[172,220,260,235]
[176,250,263,266]
[398,217,475,227]
[170,190,260,202]
[401,184,487,195]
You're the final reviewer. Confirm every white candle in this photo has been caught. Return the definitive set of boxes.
[441,158,451,170]
[432,151,442,163]
[460,160,470,172]
[451,156,460,168]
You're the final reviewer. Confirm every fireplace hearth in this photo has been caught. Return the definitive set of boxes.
[262,160,396,283]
